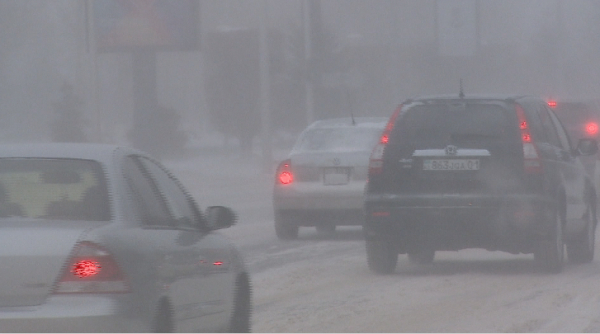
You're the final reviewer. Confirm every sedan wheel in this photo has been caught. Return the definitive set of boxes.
[274,212,299,240]
[567,202,596,263]
[152,302,174,333]
[366,239,397,274]
[229,274,252,333]
[534,207,564,273]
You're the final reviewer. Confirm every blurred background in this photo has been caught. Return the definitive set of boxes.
[1,0,599,160]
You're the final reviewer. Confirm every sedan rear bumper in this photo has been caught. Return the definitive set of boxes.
[274,181,366,211]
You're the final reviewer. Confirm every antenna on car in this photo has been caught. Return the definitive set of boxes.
[459,79,465,99]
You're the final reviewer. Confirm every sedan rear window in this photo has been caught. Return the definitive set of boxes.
[0,158,110,221]
[293,127,383,152]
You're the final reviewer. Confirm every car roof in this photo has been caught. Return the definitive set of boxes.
[307,117,388,130]
[0,143,141,164]
[407,94,530,104]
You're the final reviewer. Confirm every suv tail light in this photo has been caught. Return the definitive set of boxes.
[54,241,129,294]
[276,159,293,185]
[516,104,543,174]
[369,105,403,175]
[379,104,403,145]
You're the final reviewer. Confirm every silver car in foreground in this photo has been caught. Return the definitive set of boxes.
[0,143,250,332]
[273,117,387,239]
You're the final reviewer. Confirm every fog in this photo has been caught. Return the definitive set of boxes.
[0,0,599,160]
[3,1,600,332]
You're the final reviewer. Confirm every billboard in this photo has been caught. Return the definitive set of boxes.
[436,0,478,57]
[92,0,200,52]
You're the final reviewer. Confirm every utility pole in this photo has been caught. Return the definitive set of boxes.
[303,0,314,126]
[556,0,565,95]
[84,0,101,142]
[259,0,272,171]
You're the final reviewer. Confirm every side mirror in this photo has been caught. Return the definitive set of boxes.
[576,138,599,156]
[206,206,237,230]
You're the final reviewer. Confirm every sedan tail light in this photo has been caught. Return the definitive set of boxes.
[54,241,129,294]
[276,159,293,185]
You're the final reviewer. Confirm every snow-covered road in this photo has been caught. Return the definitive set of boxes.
[165,151,600,333]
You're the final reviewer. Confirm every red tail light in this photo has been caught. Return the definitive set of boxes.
[54,241,129,294]
[586,122,599,136]
[547,100,557,108]
[369,105,403,175]
[379,104,403,145]
[276,159,293,185]
[516,104,543,174]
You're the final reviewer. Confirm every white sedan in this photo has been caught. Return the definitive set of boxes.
[273,117,387,239]
[0,143,250,332]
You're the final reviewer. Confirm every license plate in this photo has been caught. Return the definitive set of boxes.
[423,159,480,171]
[323,167,350,185]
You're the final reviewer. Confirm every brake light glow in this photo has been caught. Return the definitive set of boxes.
[54,241,129,294]
[586,122,599,136]
[516,104,542,173]
[276,159,293,185]
[547,100,557,108]
[379,104,403,144]
[369,104,403,175]
[72,260,101,278]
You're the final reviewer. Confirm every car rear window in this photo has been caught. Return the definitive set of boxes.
[293,127,383,152]
[0,158,110,221]
[392,103,513,145]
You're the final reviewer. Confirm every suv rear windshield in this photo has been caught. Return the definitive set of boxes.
[392,103,513,146]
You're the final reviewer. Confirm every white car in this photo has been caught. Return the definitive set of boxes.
[0,143,250,332]
[273,117,387,239]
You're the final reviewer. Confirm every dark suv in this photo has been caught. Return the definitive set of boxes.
[364,95,598,274]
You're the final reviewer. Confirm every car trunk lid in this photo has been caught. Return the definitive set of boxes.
[0,221,95,306]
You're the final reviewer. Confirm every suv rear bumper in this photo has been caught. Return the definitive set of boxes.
[364,193,553,254]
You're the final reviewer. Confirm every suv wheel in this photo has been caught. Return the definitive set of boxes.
[535,207,564,273]
[366,239,398,274]
[567,202,596,263]
[274,212,299,240]
[408,249,435,264]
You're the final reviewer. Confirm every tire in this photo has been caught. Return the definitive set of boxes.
[275,212,299,240]
[408,249,435,264]
[152,302,174,333]
[534,206,564,273]
[316,223,336,235]
[366,239,397,274]
[229,274,252,333]
[567,201,596,264]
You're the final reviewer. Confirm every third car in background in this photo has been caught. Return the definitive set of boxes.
[548,98,600,178]
[273,117,387,239]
